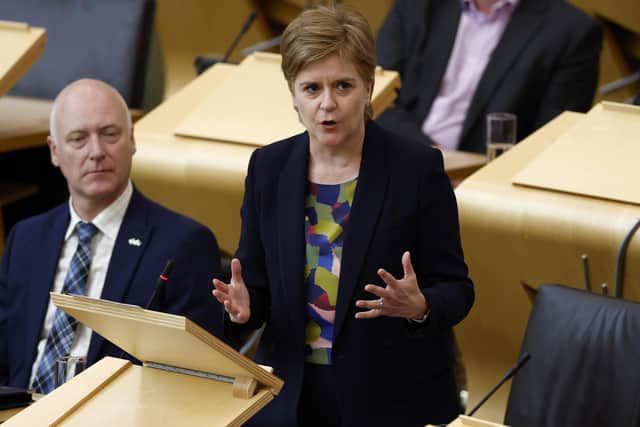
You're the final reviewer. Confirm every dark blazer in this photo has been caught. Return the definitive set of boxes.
[230,121,474,427]
[376,0,602,153]
[0,189,222,389]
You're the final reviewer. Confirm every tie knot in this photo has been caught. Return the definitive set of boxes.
[77,222,98,244]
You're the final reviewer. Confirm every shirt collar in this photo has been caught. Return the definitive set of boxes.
[462,0,519,15]
[65,180,134,241]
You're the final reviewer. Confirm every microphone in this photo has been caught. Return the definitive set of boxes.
[144,259,175,311]
[240,34,282,57]
[223,11,257,63]
[194,11,257,74]
[581,254,591,292]
[466,352,531,417]
[614,217,640,298]
[117,260,175,360]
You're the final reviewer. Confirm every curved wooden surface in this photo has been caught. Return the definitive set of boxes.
[132,57,483,255]
[455,109,640,422]
[0,21,46,97]
[132,55,406,255]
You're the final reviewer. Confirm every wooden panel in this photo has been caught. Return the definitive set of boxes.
[0,21,46,97]
[61,364,274,427]
[570,0,640,34]
[454,110,640,422]
[428,414,507,427]
[174,52,399,146]
[0,96,51,153]
[5,357,276,427]
[569,0,640,103]
[258,0,392,35]
[154,0,274,97]
[51,293,283,394]
[5,358,131,426]
[513,102,640,205]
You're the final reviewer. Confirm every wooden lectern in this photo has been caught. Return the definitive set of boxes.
[5,293,283,426]
[453,102,640,422]
[427,414,508,427]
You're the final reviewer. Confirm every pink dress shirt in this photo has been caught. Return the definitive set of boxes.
[422,0,519,151]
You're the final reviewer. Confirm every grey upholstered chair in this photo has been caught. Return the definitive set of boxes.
[4,0,155,108]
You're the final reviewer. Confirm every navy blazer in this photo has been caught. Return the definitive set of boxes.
[0,189,222,389]
[376,0,602,153]
[231,122,474,427]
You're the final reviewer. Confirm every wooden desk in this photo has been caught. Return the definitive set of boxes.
[0,21,48,254]
[0,96,146,155]
[1,406,26,423]
[0,96,51,153]
[132,63,244,254]
[0,21,46,97]
[133,59,484,255]
[443,150,486,182]
[454,109,640,422]
[0,393,40,423]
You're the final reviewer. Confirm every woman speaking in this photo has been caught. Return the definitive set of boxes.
[213,5,474,426]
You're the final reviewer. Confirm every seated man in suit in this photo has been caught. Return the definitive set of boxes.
[376,0,602,153]
[0,79,222,393]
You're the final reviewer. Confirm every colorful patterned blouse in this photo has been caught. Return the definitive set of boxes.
[304,177,357,365]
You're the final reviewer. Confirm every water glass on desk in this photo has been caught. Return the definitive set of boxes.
[486,113,517,160]
[55,355,86,388]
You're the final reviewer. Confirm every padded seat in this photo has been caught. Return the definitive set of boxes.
[4,0,155,108]
[505,284,640,427]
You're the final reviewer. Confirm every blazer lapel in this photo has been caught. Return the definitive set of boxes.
[460,0,548,146]
[24,207,68,377]
[333,123,389,340]
[276,134,310,326]
[414,0,462,121]
[88,190,151,363]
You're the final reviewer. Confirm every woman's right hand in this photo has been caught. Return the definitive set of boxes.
[212,258,251,324]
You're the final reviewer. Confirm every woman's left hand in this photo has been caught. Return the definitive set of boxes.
[355,251,429,320]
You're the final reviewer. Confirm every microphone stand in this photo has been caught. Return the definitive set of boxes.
[194,11,257,74]
[467,353,531,417]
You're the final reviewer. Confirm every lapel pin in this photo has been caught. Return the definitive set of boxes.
[128,238,142,247]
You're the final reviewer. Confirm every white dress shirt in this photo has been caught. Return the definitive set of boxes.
[29,181,133,387]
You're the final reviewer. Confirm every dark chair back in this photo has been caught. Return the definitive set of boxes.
[4,0,155,108]
[504,284,640,427]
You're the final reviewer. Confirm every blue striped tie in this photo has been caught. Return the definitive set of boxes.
[31,221,98,394]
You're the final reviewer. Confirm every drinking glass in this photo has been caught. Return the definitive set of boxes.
[486,113,517,160]
[54,355,86,388]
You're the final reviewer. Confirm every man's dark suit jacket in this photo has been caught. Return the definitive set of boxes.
[0,189,222,389]
[376,0,602,153]
[229,121,474,427]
